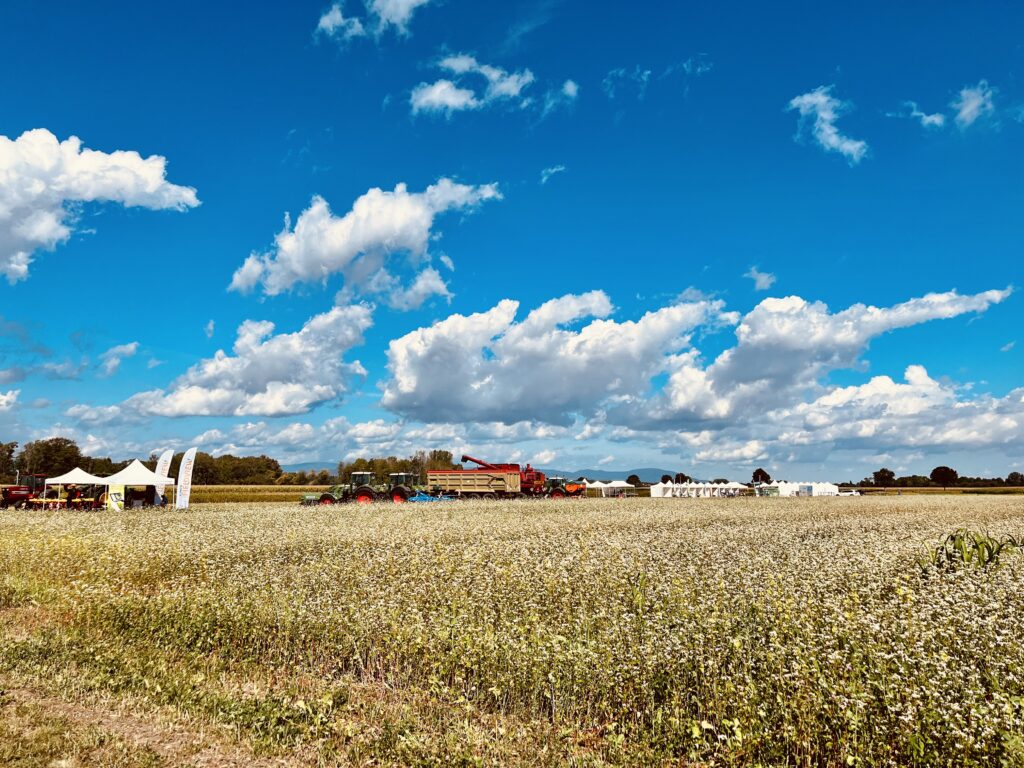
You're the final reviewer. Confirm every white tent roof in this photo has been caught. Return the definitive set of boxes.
[103,459,174,487]
[607,480,634,487]
[586,480,607,487]
[46,467,107,485]
[726,481,747,489]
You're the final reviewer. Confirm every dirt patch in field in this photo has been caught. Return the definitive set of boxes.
[0,684,300,768]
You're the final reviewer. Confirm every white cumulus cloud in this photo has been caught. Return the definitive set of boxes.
[99,342,139,378]
[787,86,868,164]
[0,128,199,282]
[228,178,500,304]
[412,54,535,116]
[315,2,365,41]
[0,389,18,411]
[744,266,776,291]
[71,305,372,422]
[380,290,732,425]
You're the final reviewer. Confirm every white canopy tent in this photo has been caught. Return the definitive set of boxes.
[45,467,107,485]
[104,459,175,488]
[104,460,176,509]
[42,467,109,508]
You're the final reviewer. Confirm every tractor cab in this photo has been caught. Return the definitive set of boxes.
[350,472,374,488]
[388,472,418,503]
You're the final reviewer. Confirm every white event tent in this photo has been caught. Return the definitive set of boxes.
[42,460,176,509]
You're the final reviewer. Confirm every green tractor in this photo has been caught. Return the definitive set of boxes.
[300,471,421,505]
[387,472,419,503]
[302,471,377,505]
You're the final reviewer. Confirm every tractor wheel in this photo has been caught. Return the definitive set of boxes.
[354,486,376,504]
[549,488,567,499]
[391,486,410,503]
[318,494,336,505]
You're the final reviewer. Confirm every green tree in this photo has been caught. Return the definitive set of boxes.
[626,474,641,486]
[0,441,17,483]
[752,467,771,484]
[1007,471,1024,486]
[661,474,672,484]
[674,472,691,483]
[15,438,83,478]
[930,466,959,489]
[873,468,896,487]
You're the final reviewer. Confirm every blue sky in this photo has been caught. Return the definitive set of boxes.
[0,0,1021,480]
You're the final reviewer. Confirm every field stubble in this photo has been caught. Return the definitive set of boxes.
[1,496,1023,766]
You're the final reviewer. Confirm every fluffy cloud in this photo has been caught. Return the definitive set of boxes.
[385,266,451,310]
[228,179,500,303]
[410,80,479,115]
[411,55,535,115]
[787,86,868,164]
[380,290,731,425]
[71,305,372,422]
[951,80,996,129]
[99,342,139,377]
[315,0,432,41]
[369,0,433,33]
[744,266,776,291]
[0,129,199,282]
[315,2,365,41]
[631,287,1012,428]
[0,389,18,411]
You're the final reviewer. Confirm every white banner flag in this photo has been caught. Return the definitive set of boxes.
[176,447,197,509]
[154,449,173,496]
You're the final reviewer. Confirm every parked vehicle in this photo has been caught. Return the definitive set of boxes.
[1,473,48,509]
[427,455,582,498]
[300,471,424,505]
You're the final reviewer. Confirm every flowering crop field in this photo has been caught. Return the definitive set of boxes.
[2,497,1023,767]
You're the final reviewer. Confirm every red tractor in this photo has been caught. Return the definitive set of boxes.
[1,473,48,509]
[427,455,584,498]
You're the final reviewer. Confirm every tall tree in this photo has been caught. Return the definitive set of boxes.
[873,468,896,487]
[1007,471,1024,486]
[930,466,958,489]
[15,438,83,478]
[674,472,691,484]
[626,474,641,486]
[0,441,17,483]
[752,467,771,484]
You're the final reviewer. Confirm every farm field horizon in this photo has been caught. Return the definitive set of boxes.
[3,496,1023,766]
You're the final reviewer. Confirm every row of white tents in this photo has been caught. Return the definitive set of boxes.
[649,481,749,498]
[43,460,176,510]
[584,478,842,498]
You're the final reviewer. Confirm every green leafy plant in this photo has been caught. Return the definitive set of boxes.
[925,528,1021,572]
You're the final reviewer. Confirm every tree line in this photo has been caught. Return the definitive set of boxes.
[0,438,463,486]
[856,466,1024,489]
[0,438,283,485]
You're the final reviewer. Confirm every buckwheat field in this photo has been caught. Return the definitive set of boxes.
[2,497,1023,766]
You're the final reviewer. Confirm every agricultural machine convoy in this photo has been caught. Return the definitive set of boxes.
[300,455,587,505]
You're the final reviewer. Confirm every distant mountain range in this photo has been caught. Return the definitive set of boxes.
[281,461,337,473]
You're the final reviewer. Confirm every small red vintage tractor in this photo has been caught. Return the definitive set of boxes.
[1,473,48,509]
